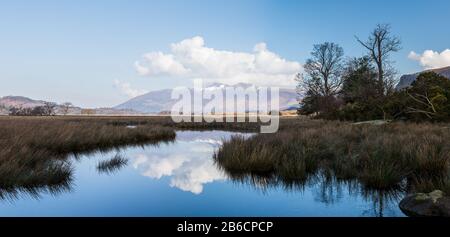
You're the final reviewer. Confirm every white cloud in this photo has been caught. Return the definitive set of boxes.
[135,36,302,87]
[114,79,148,98]
[135,52,189,76]
[408,49,450,69]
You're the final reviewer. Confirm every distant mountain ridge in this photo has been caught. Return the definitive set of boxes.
[1,83,300,115]
[115,83,299,114]
[0,96,47,108]
[0,95,137,115]
[396,66,450,90]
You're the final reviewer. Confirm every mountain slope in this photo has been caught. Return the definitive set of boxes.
[397,66,450,90]
[115,89,175,113]
[0,95,138,115]
[115,84,299,113]
[0,96,47,108]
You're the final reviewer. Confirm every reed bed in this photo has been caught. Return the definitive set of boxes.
[0,116,176,196]
[215,120,450,194]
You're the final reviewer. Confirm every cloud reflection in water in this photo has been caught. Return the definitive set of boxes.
[132,131,252,194]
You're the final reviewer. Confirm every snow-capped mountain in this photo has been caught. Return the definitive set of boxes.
[115,83,299,114]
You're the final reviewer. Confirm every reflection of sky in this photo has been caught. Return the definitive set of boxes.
[131,131,252,194]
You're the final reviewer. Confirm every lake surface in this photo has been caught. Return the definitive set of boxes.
[0,130,405,217]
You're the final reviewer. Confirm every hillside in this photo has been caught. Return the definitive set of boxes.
[115,83,299,114]
[0,96,47,108]
[396,66,450,90]
[0,96,138,115]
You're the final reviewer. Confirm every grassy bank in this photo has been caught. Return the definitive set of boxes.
[215,119,450,194]
[0,116,176,197]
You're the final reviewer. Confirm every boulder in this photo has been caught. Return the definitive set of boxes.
[399,190,450,217]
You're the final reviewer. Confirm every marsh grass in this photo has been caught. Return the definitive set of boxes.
[215,119,450,194]
[0,116,176,198]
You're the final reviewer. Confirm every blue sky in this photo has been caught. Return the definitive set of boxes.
[1,0,449,107]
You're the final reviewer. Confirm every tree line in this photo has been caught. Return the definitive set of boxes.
[297,24,450,122]
[8,102,74,116]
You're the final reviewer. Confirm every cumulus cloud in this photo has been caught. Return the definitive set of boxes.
[135,52,189,76]
[135,36,302,87]
[408,49,450,69]
[114,79,148,98]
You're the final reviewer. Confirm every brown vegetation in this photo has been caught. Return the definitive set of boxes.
[0,116,176,198]
[215,119,450,194]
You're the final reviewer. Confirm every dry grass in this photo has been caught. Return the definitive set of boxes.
[215,119,450,194]
[0,116,176,197]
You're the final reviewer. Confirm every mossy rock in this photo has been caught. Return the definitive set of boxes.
[399,190,450,217]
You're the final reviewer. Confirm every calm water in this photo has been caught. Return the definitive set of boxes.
[0,130,405,217]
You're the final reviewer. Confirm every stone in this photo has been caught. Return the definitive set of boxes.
[399,190,450,217]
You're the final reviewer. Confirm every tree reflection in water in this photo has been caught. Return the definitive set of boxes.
[216,165,405,217]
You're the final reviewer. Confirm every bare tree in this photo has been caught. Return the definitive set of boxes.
[43,102,57,116]
[61,102,73,115]
[356,24,401,95]
[302,42,344,97]
[297,42,344,116]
